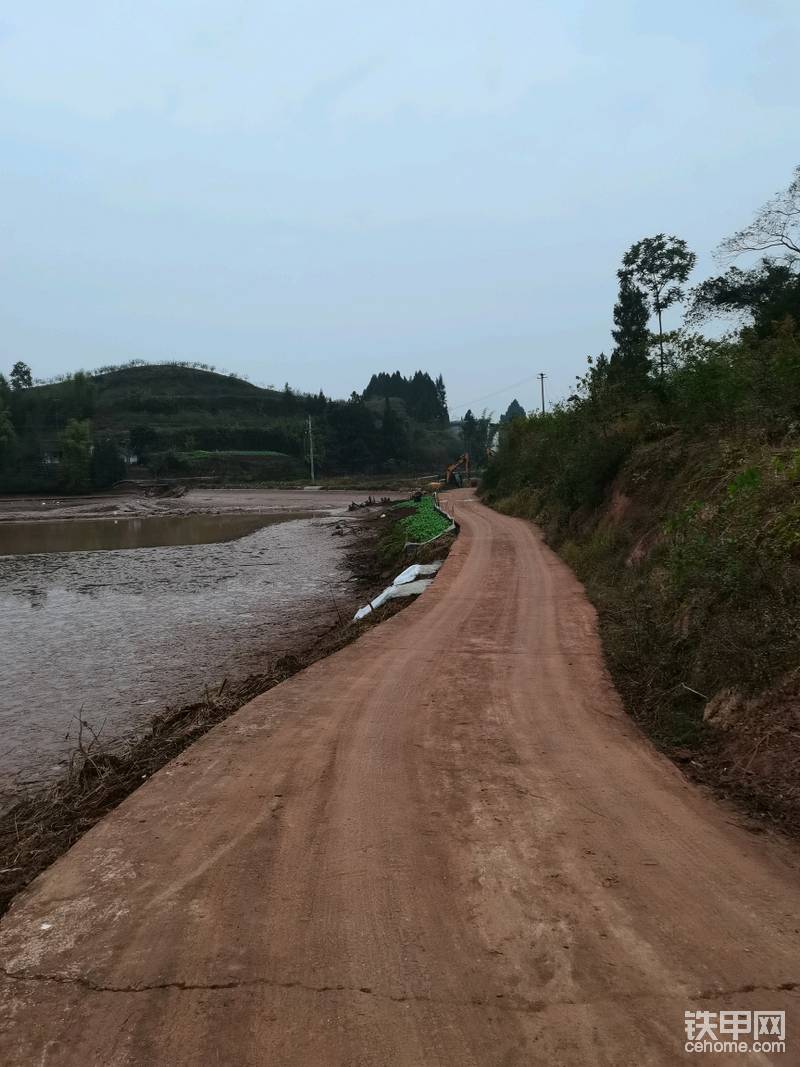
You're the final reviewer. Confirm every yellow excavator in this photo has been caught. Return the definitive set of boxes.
[428,453,470,491]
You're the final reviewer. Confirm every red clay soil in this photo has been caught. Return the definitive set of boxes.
[1,491,799,1065]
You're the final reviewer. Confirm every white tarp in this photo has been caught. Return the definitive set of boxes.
[369,587,394,610]
[353,576,435,620]
[392,562,442,586]
[388,579,432,598]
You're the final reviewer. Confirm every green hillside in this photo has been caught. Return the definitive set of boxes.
[24,364,300,441]
[0,362,461,491]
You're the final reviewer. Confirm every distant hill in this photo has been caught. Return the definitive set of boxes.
[29,363,298,442]
[0,361,461,491]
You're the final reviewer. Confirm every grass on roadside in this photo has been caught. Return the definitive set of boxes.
[399,495,452,543]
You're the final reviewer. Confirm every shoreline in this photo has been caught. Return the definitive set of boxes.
[0,484,416,523]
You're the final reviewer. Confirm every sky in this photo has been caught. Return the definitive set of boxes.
[1,1,799,418]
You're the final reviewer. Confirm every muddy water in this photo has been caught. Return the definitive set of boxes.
[0,513,315,556]
[0,515,350,797]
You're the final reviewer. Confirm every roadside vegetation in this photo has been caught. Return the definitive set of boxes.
[375,494,454,565]
[399,495,453,542]
[482,166,800,826]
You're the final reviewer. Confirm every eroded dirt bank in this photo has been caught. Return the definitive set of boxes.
[2,493,799,1066]
[483,433,800,832]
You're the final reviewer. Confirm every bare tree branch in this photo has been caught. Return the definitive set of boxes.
[717,165,800,262]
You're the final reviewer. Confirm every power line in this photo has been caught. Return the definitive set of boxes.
[449,371,545,414]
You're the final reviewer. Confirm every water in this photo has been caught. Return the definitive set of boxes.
[0,513,313,555]
[0,514,350,796]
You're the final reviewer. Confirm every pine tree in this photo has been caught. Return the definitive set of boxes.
[434,374,449,423]
[500,398,525,423]
[362,369,448,424]
[609,274,651,389]
[462,409,476,454]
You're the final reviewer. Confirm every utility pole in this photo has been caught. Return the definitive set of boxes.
[538,373,546,415]
[307,415,315,483]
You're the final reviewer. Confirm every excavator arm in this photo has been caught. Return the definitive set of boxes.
[445,452,470,486]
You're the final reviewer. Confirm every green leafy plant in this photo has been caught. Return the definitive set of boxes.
[400,496,451,543]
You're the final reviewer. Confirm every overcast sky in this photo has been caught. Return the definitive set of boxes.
[2,1,798,418]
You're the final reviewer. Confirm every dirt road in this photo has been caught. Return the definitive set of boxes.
[2,493,799,1065]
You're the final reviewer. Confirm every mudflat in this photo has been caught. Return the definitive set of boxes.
[0,489,385,795]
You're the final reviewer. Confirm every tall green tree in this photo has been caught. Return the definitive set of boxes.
[609,273,651,389]
[577,352,612,405]
[363,370,448,424]
[10,361,32,391]
[500,398,526,423]
[621,234,696,374]
[60,419,92,491]
[461,409,476,455]
[434,374,449,424]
